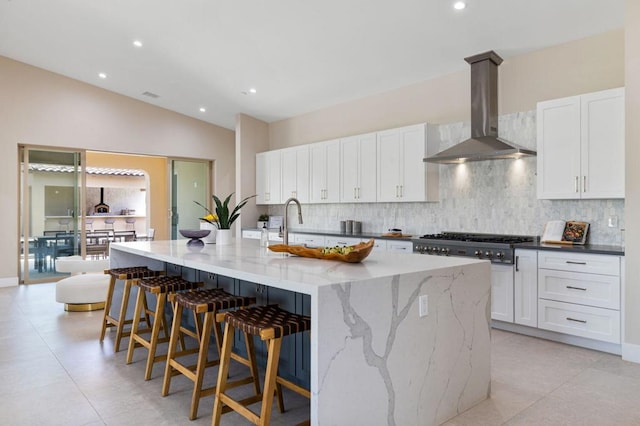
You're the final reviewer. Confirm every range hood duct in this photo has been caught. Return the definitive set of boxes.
[425,51,536,164]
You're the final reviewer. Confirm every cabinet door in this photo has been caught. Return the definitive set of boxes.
[536,95,581,199]
[310,139,340,204]
[581,88,625,199]
[340,136,360,202]
[266,150,282,204]
[400,124,427,202]
[340,133,376,203]
[377,129,401,202]
[256,152,268,205]
[514,249,537,327]
[491,263,514,322]
[281,146,309,203]
[309,142,327,204]
[357,133,377,202]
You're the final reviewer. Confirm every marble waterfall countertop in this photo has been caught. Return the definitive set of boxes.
[109,239,492,425]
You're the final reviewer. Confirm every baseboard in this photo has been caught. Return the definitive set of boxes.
[492,320,622,355]
[622,342,640,364]
[0,276,19,288]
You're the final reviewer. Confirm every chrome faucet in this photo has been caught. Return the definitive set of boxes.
[281,197,303,246]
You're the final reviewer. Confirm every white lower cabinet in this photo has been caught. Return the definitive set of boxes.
[491,263,514,322]
[514,249,538,327]
[537,251,621,344]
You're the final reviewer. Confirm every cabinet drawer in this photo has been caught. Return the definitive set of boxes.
[538,269,620,310]
[242,230,261,239]
[537,252,620,276]
[387,240,412,253]
[293,234,325,248]
[325,236,361,246]
[538,299,620,344]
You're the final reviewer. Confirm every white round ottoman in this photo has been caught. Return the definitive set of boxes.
[55,256,111,312]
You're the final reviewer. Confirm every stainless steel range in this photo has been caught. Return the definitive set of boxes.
[412,232,535,264]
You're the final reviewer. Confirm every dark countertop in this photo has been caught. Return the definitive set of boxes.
[244,228,415,241]
[515,241,624,256]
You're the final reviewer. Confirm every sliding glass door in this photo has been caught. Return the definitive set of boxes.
[170,159,211,240]
[20,147,83,283]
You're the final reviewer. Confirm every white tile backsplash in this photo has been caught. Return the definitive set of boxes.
[269,111,624,245]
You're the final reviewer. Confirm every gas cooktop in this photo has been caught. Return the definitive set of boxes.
[416,232,535,245]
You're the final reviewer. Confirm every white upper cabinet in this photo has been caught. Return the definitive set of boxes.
[309,139,340,203]
[340,133,377,203]
[281,145,310,203]
[256,150,282,205]
[537,87,625,199]
[376,123,439,202]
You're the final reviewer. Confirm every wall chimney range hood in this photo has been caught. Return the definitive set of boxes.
[425,50,536,164]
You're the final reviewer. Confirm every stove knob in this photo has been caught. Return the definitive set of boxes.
[485,251,493,258]
[429,246,437,254]
[474,250,482,257]
[441,248,449,255]
[495,252,504,259]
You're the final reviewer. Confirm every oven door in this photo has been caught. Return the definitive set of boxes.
[491,263,514,322]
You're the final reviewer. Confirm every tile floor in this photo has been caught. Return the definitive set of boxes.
[1,282,640,425]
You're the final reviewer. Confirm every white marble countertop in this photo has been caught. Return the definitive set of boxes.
[110,239,487,296]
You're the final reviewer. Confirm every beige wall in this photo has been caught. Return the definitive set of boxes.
[235,113,270,236]
[269,29,624,149]
[625,1,640,351]
[0,56,235,285]
[86,152,169,240]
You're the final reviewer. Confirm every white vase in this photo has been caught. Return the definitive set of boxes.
[216,229,232,245]
[199,222,217,244]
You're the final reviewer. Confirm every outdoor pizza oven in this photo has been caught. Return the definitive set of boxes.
[94,187,109,213]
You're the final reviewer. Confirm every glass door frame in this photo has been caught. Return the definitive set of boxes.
[19,145,87,284]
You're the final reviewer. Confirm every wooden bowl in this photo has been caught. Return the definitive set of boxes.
[268,239,375,263]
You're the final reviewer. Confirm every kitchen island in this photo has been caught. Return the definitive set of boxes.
[109,239,491,425]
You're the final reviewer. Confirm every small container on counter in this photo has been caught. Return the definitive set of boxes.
[353,221,362,234]
[345,220,353,234]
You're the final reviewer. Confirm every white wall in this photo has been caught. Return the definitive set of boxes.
[0,55,235,285]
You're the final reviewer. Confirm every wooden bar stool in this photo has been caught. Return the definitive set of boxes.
[162,288,260,420]
[212,304,311,426]
[126,275,204,380]
[100,267,164,352]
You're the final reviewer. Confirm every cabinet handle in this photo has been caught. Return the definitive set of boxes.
[396,185,399,197]
[574,176,579,193]
[566,285,587,291]
[400,185,403,197]
[266,192,270,201]
[583,176,587,193]
[566,317,587,324]
[515,256,519,272]
[354,188,357,199]
[566,261,587,265]
[357,187,361,199]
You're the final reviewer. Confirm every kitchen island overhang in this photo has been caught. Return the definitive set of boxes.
[109,239,491,426]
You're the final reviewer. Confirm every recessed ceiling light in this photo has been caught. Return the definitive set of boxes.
[133,40,143,48]
[98,72,107,79]
[454,1,466,10]
[199,107,206,113]
[249,88,257,94]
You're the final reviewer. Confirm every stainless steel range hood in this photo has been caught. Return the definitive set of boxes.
[425,51,536,164]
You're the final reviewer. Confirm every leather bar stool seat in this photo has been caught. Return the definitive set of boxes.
[212,304,311,426]
[162,288,259,420]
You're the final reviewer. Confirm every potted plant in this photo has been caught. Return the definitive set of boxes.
[258,214,269,229]
[195,193,257,245]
